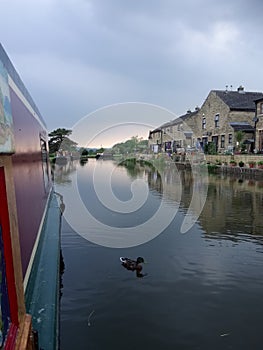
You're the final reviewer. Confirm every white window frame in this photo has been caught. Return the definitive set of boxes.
[214,113,219,128]
[202,117,206,130]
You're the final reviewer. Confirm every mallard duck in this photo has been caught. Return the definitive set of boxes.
[120,256,144,270]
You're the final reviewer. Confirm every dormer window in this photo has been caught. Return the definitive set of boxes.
[202,116,206,130]
[214,113,219,128]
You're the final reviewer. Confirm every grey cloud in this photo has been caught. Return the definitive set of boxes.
[0,0,262,133]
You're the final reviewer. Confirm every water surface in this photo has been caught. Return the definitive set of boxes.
[57,160,263,350]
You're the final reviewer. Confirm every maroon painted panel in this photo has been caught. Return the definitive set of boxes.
[0,167,19,327]
[9,88,51,276]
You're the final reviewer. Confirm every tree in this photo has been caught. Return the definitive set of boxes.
[88,148,95,155]
[207,142,217,155]
[235,130,245,152]
[111,136,148,154]
[79,148,89,156]
[48,128,77,154]
[96,147,105,154]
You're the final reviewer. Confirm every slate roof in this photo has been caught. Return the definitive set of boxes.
[254,96,263,103]
[149,109,199,133]
[229,122,254,132]
[213,90,263,111]
[178,109,199,121]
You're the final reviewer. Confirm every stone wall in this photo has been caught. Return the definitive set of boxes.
[205,154,263,167]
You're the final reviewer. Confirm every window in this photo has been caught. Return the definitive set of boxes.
[177,123,183,131]
[202,116,206,130]
[202,137,208,149]
[260,103,263,114]
[229,134,232,144]
[215,114,220,127]
[165,141,172,152]
[221,135,225,148]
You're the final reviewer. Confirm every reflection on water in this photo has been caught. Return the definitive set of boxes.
[59,160,263,350]
[144,163,263,238]
[51,161,78,185]
[201,174,263,239]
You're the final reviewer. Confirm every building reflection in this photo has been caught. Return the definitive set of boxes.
[52,160,78,185]
[54,159,263,240]
[145,164,263,237]
[199,174,263,237]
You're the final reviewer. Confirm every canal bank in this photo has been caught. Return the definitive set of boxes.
[120,154,263,178]
[204,154,263,178]
[205,154,263,167]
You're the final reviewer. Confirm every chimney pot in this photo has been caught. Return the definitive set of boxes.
[237,85,245,93]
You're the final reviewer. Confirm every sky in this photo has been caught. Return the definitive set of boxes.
[1,0,263,147]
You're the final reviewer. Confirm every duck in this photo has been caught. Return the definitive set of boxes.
[120,256,144,271]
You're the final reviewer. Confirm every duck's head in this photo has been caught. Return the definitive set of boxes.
[136,257,144,264]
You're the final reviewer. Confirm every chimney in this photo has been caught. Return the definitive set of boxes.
[237,85,245,93]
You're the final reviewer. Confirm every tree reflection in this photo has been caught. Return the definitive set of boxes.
[52,161,77,184]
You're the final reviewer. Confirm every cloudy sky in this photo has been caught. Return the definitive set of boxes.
[1,0,262,147]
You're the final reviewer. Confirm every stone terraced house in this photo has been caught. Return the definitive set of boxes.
[255,97,263,152]
[149,86,263,154]
[148,109,199,154]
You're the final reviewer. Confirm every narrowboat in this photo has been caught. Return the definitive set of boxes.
[0,44,62,349]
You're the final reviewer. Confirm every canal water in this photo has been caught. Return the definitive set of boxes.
[56,159,263,350]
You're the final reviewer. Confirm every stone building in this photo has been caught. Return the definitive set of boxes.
[148,109,198,154]
[148,86,263,154]
[255,97,263,152]
[194,86,263,153]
